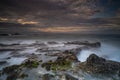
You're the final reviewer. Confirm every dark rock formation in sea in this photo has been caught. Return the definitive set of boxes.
[78,54,120,76]
[47,41,58,44]
[0,33,21,36]
[65,41,101,48]
[0,61,7,65]
[0,43,20,47]
[41,56,72,71]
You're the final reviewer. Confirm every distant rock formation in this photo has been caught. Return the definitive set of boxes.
[65,41,101,47]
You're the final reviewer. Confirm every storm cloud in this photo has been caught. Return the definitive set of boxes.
[0,0,120,34]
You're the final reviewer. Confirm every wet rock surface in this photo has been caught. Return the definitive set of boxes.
[65,73,78,80]
[0,61,7,65]
[41,56,72,71]
[79,54,120,76]
[65,41,101,48]
[1,65,28,80]
[42,74,55,80]
[47,41,58,44]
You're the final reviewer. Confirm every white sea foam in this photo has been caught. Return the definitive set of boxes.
[78,43,120,62]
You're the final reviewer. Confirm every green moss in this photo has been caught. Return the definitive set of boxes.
[42,60,71,71]
[52,61,71,71]
[22,60,39,68]
[31,61,39,68]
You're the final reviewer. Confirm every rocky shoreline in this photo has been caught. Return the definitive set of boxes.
[0,41,120,80]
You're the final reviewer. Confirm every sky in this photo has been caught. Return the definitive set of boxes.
[0,0,120,34]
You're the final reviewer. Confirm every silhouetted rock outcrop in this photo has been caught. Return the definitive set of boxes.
[79,54,120,76]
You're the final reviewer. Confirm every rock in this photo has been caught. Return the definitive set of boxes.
[27,53,38,60]
[79,54,120,76]
[2,64,28,79]
[0,49,21,51]
[62,50,78,61]
[89,42,101,47]
[6,73,17,80]
[22,59,39,68]
[41,61,51,71]
[6,72,28,80]
[0,43,20,47]
[0,61,7,65]
[42,74,55,80]
[0,70,2,76]
[118,71,120,77]
[17,72,28,78]
[47,50,78,62]
[65,54,78,62]
[30,41,46,46]
[64,49,80,55]
[86,54,106,65]
[22,54,39,68]
[47,41,58,44]
[2,65,20,74]
[65,74,78,80]
[6,57,11,59]
[41,56,72,71]
[0,33,11,36]
[65,41,101,48]
[12,32,21,35]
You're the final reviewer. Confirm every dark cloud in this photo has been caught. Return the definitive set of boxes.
[0,0,120,34]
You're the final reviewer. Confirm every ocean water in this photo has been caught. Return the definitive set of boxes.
[0,34,120,80]
[78,42,120,62]
[0,34,120,62]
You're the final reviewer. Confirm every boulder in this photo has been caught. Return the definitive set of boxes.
[41,56,72,71]
[42,74,55,80]
[86,54,106,65]
[65,74,78,80]
[2,65,20,74]
[22,59,39,68]
[2,64,28,79]
[79,54,120,76]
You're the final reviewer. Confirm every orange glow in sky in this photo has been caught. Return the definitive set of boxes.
[17,19,38,25]
[31,26,88,33]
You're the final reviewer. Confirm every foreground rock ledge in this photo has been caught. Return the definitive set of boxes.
[78,54,120,76]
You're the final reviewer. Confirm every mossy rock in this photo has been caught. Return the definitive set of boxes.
[22,60,39,68]
[3,60,39,75]
[79,54,120,76]
[2,65,20,74]
[6,73,28,80]
[41,57,72,71]
[2,65,28,80]
[18,73,28,78]
[42,74,55,80]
